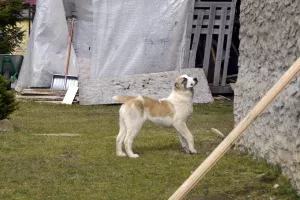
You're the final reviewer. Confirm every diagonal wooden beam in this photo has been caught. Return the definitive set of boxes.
[169,57,300,200]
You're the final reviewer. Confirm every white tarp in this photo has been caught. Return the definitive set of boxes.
[17,0,192,89]
[92,0,191,77]
[16,0,77,90]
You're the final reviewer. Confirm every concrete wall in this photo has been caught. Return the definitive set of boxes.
[79,68,213,105]
[235,0,300,192]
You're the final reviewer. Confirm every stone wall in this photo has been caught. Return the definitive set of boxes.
[79,68,213,105]
[235,0,300,192]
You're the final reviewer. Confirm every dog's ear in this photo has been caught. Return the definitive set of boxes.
[174,82,179,89]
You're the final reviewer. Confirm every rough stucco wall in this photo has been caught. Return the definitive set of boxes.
[235,0,300,192]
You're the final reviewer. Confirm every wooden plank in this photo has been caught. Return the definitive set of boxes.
[202,6,216,76]
[221,0,237,86]
[188,50,196,68]
[16,95,65,101]
[16,95,79,103]
[20,89,66,96]
[202,18,230,26]
[169,57,300,200]
[34,101,64,104]
[213,7,227,86]
[191,11,204,51]
[62,86,79,105]
[192,27,230,35]
[192,18,231,26]
[182,0,195,69]
[188,11,204,68]
[194,9,230,17]
[209,84,233,94]
[195,1,232,7]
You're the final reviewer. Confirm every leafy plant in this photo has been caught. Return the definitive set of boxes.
[0,75,18,120]
[0,0,25,54]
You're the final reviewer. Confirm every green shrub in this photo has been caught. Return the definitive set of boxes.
[0,0,25,54]
[0,75,18,120]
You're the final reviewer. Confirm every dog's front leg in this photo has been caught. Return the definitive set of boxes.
[177,134,190,153]
[174,122,197,154]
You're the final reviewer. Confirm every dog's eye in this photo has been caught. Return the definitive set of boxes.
[182,78,187,83]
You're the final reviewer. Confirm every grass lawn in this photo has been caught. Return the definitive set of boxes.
[0,100,299,200]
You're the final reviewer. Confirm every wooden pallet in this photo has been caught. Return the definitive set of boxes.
[185,0,237,94]
[16,89,79,104]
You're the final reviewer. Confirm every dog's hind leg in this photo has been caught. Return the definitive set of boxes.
[116,115,127,157]
[124,119,143,158]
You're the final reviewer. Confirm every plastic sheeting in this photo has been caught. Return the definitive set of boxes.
[92,0,191,77]
[17,0,191,89]
[72,0,93,59]
[16,0,77,90]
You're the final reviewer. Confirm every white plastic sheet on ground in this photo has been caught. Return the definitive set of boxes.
[91,0,190,78]
[16,0,77,90]
[16,0,191,89]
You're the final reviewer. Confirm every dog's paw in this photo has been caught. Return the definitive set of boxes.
[128,154,139,158]
[117,152,127,157]
[182,147,190,154]
[189,149,197,154]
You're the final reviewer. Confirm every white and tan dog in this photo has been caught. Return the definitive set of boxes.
[113,75,198,158]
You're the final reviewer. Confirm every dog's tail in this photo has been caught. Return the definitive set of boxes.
[113,96,136,104]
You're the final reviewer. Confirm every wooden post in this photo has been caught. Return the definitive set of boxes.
[65,18,75,79]
[169,58,300,200]
[64,18,75,89]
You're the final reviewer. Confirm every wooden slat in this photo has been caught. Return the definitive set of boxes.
[192,27,230,35]
[188,11,204,68]
[188,50,196,68]
[169,58,300,200]
[213,7,227,86]
[182,0,196,69]
[192,11,204,50]
[192,18,230,26]
[16,95,65,101]
[221,0,237,86]
[203,18,229,26]
[20,89,66,96]
[194,9,230,17]
[34,101,65,104]
[202,6,216,76]
[210,84,233,93]
[195,1,232,7]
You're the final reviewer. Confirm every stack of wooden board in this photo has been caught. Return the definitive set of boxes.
[16,89,79,104]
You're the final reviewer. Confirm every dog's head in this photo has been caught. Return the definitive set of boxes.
[174,74,198,91]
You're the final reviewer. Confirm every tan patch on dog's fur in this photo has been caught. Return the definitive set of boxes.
[174,77,186,91]
[118,96,174,117]
[143,97,174,117]
[131,99,144,114]
[123,98,143,114]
